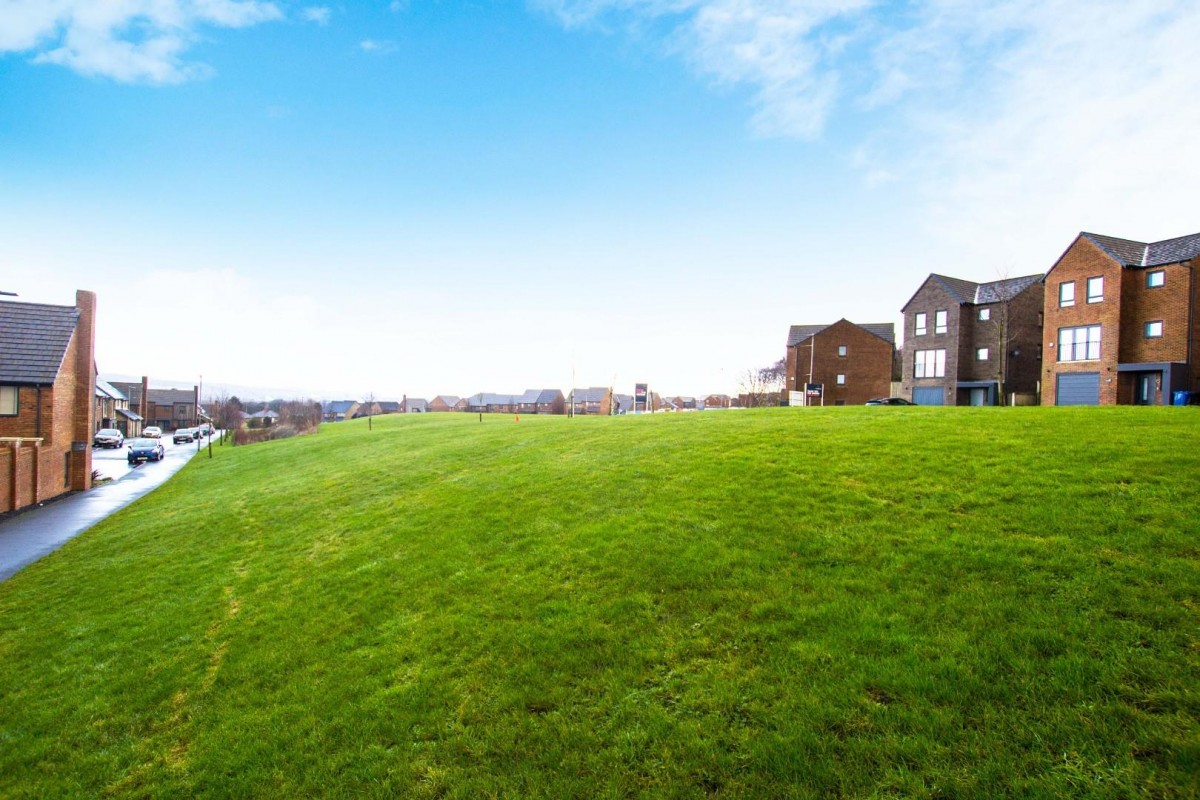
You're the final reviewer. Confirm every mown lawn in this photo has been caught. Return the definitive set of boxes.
[0,408,1197,798]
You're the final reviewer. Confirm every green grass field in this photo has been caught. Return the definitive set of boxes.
[1,409,1197,798]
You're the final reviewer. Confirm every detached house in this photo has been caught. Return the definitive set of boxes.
[429,395,465,412]
[570,388,612,416]
[323,400,359,422]
[786,319,896,406]
[901,275,1044,406]
[0,290,96,512]
[145,387,200,431]
[1042,231,1200,405]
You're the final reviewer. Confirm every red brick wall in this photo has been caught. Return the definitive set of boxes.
[1118,263,1192,363]
[794,320,893,406]
[1041,238,1123,405]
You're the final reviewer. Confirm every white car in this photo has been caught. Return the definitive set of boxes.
[142,426,163,439]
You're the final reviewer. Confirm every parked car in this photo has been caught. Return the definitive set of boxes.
[865,397,916,406]
[93,428,124,448]
[143,426,163,438]
[127,438,165,463]
[173,428,196,444]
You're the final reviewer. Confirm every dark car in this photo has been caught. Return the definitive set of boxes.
[173,428,196,444]
[127,438,165,463]
[865,397,916,406]
[93,428,125,448]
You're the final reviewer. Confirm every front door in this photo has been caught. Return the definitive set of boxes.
[969,388,987,406]
[1134,373,1158,405]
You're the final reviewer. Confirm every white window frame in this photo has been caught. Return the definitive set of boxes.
[976,348,989,361]
[1059,281,1075,308]
[1145,320,1163,338]
[934,310,948,335]
[836,374,846,385]
[914,349,946,378]
[1086,276,1104,303]
[914,312,927,336]
[979,308,990,321]
[0,386,17,416]
[1057,325,1101,362]
[1147,270,1165,288]
[837,345,847,357]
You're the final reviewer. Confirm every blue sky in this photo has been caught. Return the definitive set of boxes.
[2,0,1198,400]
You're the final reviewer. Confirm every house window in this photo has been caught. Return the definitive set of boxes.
[1147,270,1165,288]
[1059,281,1075,307]
[1086,276,1104,303]
[837,345,848,357]
[1145,320,1164,338]
[0,386,17,416]
[934,310,948,334]
[976,348,989,361]
[914,349,946,378]
[1057,325,1101,361]
[836,374,846,385]
[914,312,927,336]
[979,308,991,321]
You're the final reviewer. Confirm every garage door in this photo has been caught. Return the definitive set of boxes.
[913,387,944,406]
[1056,373,1100,406]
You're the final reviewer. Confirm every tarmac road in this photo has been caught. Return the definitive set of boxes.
[0,434,210,582]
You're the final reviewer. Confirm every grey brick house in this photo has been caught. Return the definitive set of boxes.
[901,274,1044,405]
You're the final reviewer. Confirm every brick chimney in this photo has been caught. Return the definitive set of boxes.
[72,290,97,491]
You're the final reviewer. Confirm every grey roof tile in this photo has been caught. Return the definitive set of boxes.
[974,274,1043,304]
[0,300,80,385]
[1083,231,1200,267]
[930,275,980,305]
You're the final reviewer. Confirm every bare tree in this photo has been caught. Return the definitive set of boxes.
[365,392,375,431]
[739,359,785,408]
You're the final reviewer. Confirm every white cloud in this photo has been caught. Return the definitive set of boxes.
[301,6,332,25]
[359,38,397,54]
[0,0,283,84]
[538,0,1200,263]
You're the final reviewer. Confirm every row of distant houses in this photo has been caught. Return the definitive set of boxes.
[786,230,1200,406]
[323,390,738,420]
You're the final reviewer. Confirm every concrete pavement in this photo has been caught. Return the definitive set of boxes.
[0,436,208,582]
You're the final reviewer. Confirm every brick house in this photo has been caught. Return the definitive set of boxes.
[516,389,565,415]
[703,394,731,409]
[144,387,200,431]
[1041,231,1200,406]
[786,319,896,406]
[398,398,427,413]
[323,400,358,422]
[429,395,465,412]
[0,290,96,512]
[570,387,612,416]
[94,379,143,436]
[900,275,1044,406]
[467,393,520,414]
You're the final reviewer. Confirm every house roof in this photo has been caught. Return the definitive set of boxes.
[613,393,634,410]
[468,393,520,406]
[325,400,357,413]
[401,399,428,411]
[518,389,542,404]
[377,401,402,412]
[116,407,143,421]
[247,409,279,419]
[788,321,896,346]
[535,389,563,404]
[903,273,1043,311]
[95,379,127,401]
[147,388,195,405]
[0,300,80,385]
[433,395,460,406]
[1083,231,1200,268]
[572,387,610,403]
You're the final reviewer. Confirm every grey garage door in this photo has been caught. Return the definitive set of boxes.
[1056,372,1100,405]
[913,387,944,406]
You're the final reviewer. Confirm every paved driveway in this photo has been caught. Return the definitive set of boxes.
[0,436,208,582]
